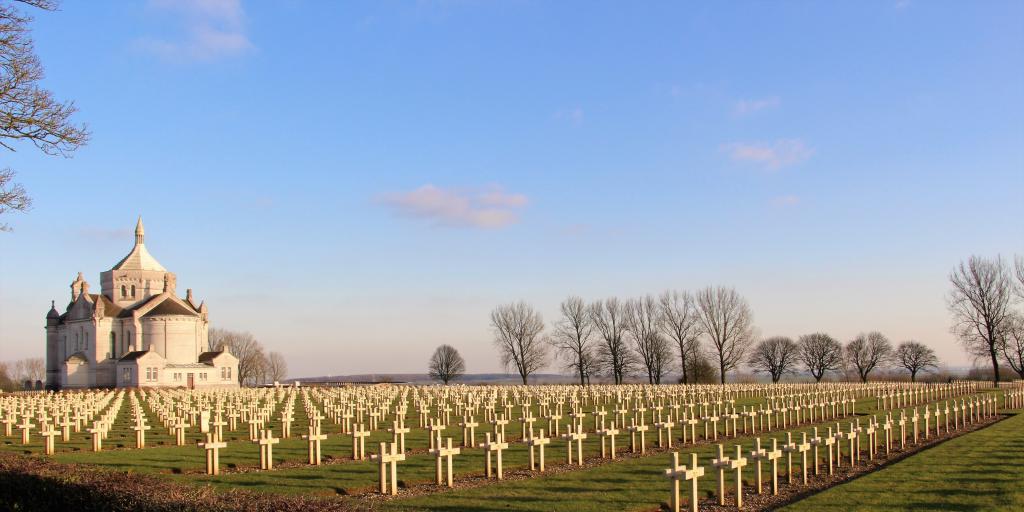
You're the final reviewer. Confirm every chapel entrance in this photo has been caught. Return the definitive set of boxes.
[187,373,194,389]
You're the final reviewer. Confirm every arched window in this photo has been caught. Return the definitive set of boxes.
[130,285,136,297]
[121,285,126,298]
[75,333,80,351]
[109,332,116,359]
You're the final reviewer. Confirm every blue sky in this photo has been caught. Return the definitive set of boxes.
[1,0,1022,377]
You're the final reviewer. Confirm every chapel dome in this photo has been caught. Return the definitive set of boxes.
[110,216,166,271]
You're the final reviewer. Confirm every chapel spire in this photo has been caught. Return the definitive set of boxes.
[135,216,145,245]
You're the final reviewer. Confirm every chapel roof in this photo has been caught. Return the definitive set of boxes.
[88,294,128,318]
[119,350,161,361]
[110,217,166,272]
[65,352,88,363]
[198,351,227,364]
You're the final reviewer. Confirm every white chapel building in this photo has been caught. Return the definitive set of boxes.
[45,218,238,390]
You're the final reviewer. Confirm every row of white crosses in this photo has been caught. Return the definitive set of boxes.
[1,381,1000,491]
[663,392,998,511]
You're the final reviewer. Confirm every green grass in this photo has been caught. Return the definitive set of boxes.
[780,410,1024,512]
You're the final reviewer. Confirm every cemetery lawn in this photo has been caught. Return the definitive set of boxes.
[780,410,1024,512]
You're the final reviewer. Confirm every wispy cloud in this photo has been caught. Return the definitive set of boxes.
[721,139,813,170]
[135,0,253,61]
[76,227,133,242]
[733,96,781,116]
[378,185,529,229]
[553,107,585,125]
[894,0,912,10]
[770,195,801,208]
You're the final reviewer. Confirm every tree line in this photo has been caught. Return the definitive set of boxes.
[208,328,288,386]
[0,357,44,391]
[485,286,947,386]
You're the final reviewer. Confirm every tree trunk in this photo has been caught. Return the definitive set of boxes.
[680,354,689,384]
[990,348,1001,384]
[719,361,726,385]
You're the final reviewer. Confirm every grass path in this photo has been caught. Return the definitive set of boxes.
[780,410,1024,512]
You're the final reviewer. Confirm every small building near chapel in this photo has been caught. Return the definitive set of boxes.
[45,217,238,390]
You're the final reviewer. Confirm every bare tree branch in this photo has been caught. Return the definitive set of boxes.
[1000,313,1024,379]
[550,296,595,386]
[0,1,89,230]
[209,327,264,386]
[947,255,1013,383]
[798,332,843,382]
[624,295,672,384]
[589,298,635,384]
[748,336,798,383]
[895,340,939,382]
[695,286,755,384]
[490,301,547,385]
[266,351,288,383]
[428,344,465,384]
[845,331,893,383]
[659,289,703,384]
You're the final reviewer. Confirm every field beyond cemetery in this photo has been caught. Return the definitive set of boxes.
[0,383,1021,512]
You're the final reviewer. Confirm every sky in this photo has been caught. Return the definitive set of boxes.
[1,0,1022,378]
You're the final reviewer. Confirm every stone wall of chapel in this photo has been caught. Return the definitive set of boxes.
[63,359,89,388]
[101,269,172,309]
[142,315,202,365]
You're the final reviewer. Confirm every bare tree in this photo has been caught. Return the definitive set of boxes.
[491,301,548,385]
[428,344,466,385]
[624,295,672,384]
[23,357,43,383]
[589,298,635,384]
[8,358,25,384]
[695,286,755,384]
[1014,255,1024,300]
[894,341,939,382]
[579,346,599,385]
[550,296,595,385]
[0,361,12,391]
[846,332,893,382]
[209,328,265,386]
[266,351,288,383]
[948,255,1014,383]
[659,290,703,384]
[1001,313,1024,379]
[748,336,798,383]
[0,1,90,231]
[798,333,843,382]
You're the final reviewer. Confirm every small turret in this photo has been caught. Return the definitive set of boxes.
[46,300,60,326]
[135,216,145,245]
[70,272,84,301]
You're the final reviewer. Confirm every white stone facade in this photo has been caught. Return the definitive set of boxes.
[45,218,238,390]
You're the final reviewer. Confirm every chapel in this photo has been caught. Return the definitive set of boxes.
[45,217,238,389]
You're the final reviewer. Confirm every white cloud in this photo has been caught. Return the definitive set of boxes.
[770,195,801,208]
[136,0,253,61]
[721,139,813,170]
[378,185,529,229]
[553,107,584,125]
[733,96,781,116]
